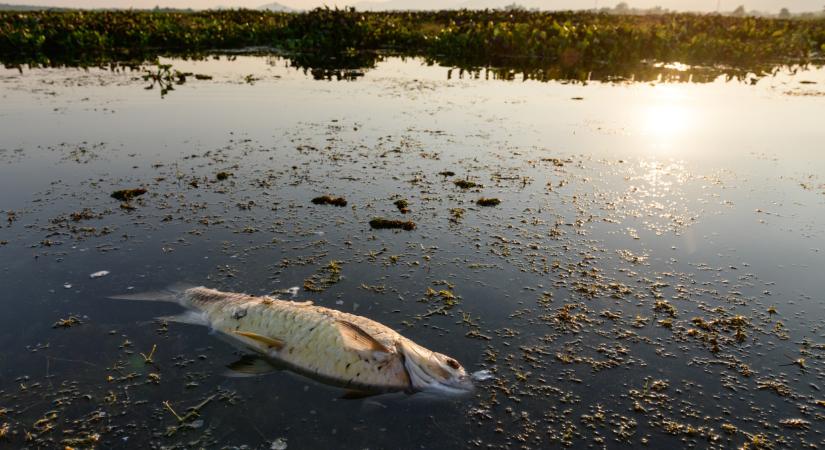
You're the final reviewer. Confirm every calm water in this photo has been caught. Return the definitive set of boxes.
[0,56,824,449]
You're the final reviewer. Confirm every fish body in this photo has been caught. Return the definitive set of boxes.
[118,286,471,395]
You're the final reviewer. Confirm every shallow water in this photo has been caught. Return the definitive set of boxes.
[0,56,824,449]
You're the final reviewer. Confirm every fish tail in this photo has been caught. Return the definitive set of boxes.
[108,283,195,304]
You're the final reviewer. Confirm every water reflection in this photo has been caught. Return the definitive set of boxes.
[4,48,821,87]
[439,58,811,84]
[281,51,380,81]
[628,84,695,155]
[612,160,697,237]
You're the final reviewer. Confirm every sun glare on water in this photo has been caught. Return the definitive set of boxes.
[638,84,696,150]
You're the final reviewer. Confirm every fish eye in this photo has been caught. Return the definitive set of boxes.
[445,358,460,370]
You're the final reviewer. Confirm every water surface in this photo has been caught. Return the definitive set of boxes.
[1,56,824,449]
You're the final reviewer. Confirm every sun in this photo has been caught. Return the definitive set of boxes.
[638,85,695,148]
[644,104,690,136]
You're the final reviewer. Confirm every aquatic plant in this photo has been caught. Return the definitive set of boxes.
[110,188,146,201]
[1,9,824,72]
[369,217,416,230]
[393,198,409,213]
[454,179,480,189]
[476,197,501,206]
[311,195,348,206]
[0,9,289,65]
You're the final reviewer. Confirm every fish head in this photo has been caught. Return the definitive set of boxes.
[399,340,473,395]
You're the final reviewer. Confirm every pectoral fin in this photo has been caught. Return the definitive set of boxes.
[225,355,278,377]
[233,330,285,350]
[335,320,390,355]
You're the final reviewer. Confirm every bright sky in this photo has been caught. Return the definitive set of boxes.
[10,0,823,12]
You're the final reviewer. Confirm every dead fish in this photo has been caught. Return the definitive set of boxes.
[111,286,472,396]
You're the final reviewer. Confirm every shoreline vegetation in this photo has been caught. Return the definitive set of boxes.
[1,8,824,78]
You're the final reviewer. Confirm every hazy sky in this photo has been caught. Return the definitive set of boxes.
[10,0,823,12]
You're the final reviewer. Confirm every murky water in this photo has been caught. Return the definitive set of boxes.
[1,56,824,449]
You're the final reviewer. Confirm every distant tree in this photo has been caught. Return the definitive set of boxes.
[615,2,630,12]
[778,7,791,18]
[732,5,745,16]
[503,3,526,11]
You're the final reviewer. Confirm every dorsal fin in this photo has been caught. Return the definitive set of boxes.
[335,320,390,354]
[233,330,285,350]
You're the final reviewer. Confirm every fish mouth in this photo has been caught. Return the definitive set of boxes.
[404,358,473,395]
[400,343,474,395]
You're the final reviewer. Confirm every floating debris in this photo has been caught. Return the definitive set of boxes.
[449,208,465,224]
[140,344,158,364]
[311,195,348,207]
[720,423,737,434]
[369,218,416,230]
[425,287,459,308]
[779,418,810,429]
[780,357,807,369]
[68,208,99,221]
[393,199,409,213]
[216,171,232,181]
[303,260,342,292]
[89,270,110,279]
[110,188,146,201]
[163,393,218,435]
[541,157,566,166]
[52,316,82,328]
[453,179,480,189]
[476,197,501,207]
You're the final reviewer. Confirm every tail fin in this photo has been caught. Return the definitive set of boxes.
[108,283,195,304]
